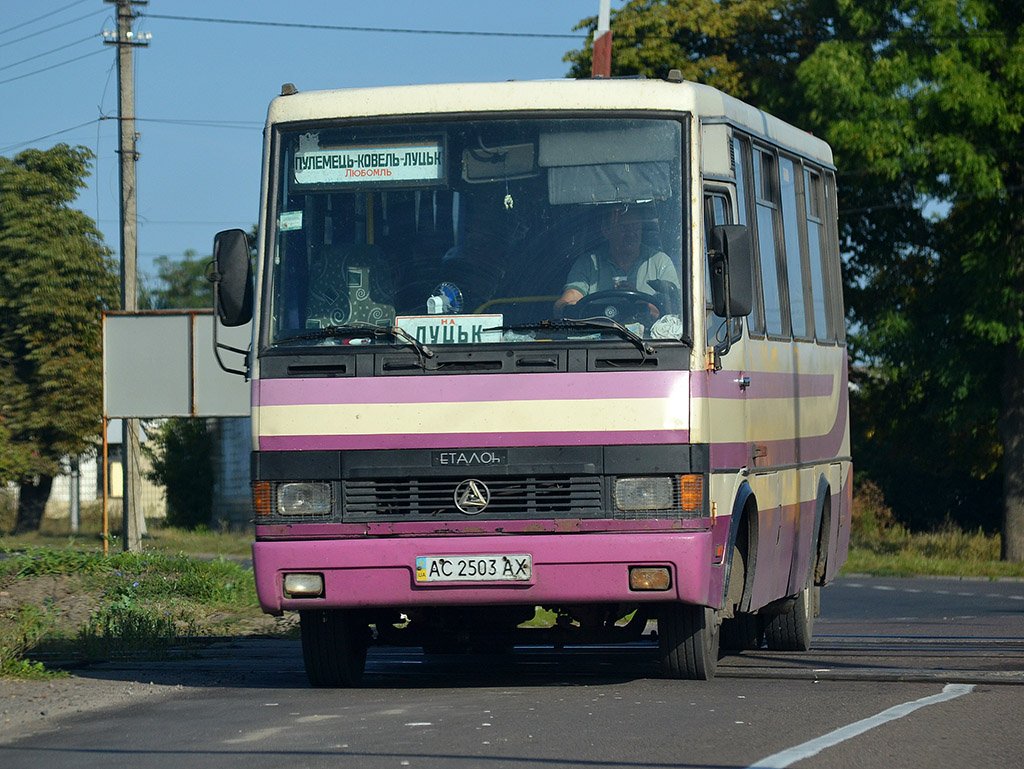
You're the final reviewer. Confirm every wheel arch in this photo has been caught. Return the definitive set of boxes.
[813,474,833,586]
[722,481,759,613]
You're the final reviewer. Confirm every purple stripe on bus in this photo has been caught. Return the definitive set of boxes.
[691,369,836,401]
[259,429,690,451]
[709,381,849,468]
[256,370,689,407]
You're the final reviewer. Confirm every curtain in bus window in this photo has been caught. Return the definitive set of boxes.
[753,148,784,336]
[780,158,807,338]
[733,138,749,226]
[804,168,829,340]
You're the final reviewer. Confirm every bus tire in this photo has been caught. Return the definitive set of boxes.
[658,603,720,680]
[300,609,368,687]
[720,541,761,651]
[763,568,815,652]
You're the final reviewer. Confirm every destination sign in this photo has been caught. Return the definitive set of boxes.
[293,143,443,185]
[395,314,503,345]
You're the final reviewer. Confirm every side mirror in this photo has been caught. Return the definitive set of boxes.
[709,224,753,318]
[212,229,253,326]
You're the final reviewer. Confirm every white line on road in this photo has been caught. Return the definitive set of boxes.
[745,684,975,769]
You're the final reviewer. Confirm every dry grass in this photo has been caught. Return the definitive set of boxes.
[844,479,1024,578]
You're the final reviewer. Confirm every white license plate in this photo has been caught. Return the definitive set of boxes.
[415,554,532,583]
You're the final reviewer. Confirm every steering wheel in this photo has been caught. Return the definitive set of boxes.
[566,289,663,325]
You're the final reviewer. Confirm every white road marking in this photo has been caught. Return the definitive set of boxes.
[745,684,975,769]
[223,727,288,744]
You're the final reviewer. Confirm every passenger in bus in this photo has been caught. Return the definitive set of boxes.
[554,203,679,313]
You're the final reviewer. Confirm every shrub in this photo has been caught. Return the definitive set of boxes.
[144,419,213,529]
[850,477,897,547]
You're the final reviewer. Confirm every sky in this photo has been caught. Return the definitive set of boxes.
[1,1,619,282]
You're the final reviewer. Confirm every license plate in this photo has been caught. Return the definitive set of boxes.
[415,554,532,583]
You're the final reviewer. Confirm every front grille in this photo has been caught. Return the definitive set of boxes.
[343,475,604,521]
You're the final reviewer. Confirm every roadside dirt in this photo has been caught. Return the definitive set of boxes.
[0,571,297,744]
[1,675,183,743]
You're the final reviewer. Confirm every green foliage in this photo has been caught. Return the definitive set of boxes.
[0,145,119,489]
[0,545,109,578]
[845,479,1023,577]
[100,550,255,606]
[564,0,836,108]
[0,604,63,678]
[566,1,1024,554]
[141,249,213,310]
[77,594,192,658]
[794,1,1024,547]
[1,521,254,557]
[143,418,214,530]
[1,546,263,675]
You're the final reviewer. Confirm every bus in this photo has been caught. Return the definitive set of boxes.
[212,74,852,684]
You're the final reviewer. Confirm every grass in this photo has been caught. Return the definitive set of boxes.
[842,479,1024,578]
[0,503,253,558]
[0,542,273,677]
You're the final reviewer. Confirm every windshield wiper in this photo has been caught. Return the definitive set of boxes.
[273,323,435,360]
[487,317,654,356]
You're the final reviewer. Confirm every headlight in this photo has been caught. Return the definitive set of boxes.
[277,482,332,516]
[615,477,674,511]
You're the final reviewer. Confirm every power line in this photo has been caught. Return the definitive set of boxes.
[140,11,1013,47]
[143,13,585,40]
[0,0,92,38]
[0,34,96,73]
[0,118,102,154]
[2,114,261,154]
[0,9,106,50]
[0,48,106,86]
[133,117,262,130]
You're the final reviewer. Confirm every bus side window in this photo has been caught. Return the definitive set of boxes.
[804,168,831,341]
[752,146,786,337]
[779,156,808,339]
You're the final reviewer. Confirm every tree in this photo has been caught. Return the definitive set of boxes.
[566,0,1024,559]
[144,417,213,529]
[565,0,836,107]
[794,0,1024,559]
[0,145,119,532]
[142,249,213,310]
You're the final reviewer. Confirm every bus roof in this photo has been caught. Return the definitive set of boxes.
[266,78,834,168]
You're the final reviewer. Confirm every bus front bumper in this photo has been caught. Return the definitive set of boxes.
[252,531,718,614]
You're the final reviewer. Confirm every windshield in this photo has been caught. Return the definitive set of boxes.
[267,117,686,347]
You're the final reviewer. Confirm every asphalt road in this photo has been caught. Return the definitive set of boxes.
[2,576,1022,769]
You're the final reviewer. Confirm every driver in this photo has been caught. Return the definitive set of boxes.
[554,204,679,312]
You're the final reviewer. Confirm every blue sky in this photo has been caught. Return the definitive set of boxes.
[2,1,618,281]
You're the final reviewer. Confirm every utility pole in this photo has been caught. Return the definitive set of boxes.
[104,0,150,552]
[592,0,612,77]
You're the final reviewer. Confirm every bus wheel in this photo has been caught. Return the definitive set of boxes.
[764,569,815,652]
[658,603,720,680]
[720,613,763,651]
[300,609,368,687]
